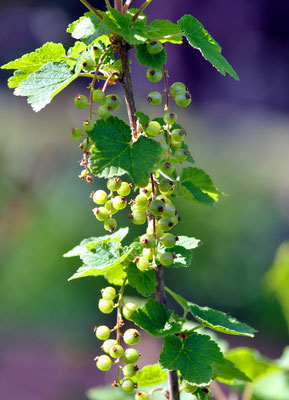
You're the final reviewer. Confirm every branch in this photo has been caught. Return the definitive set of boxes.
[105,0,111,9]
[129,0,152,27]
[114,0,123,13]
[123,0,133,13]
[80,0,103,19]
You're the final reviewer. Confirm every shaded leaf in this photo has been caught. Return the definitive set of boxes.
[136,44,167,69]
[213,358,251,385]
[145,20,183,44]
[67,12,109,45]
[134,364,167,387]
[127,263,157,297]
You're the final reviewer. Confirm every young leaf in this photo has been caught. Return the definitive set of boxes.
[1,42,66,89]
[178,166,224,207]
[159,332,224,385]
[178,14,239,80]
[144,20,183,44]
[134,364,167,387]
[213,358,251,385]
[135,111,150,127]
[67,12,109,45]
[130,298,182,337]
[136,44,167,69]
[88,117,162,186]
[176,236,202,250]
[127,263,157,297]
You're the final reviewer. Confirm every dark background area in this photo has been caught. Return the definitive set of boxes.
[0,1,289,399]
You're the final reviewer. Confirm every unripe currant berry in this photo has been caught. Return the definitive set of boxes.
[107,177,122,192]
[74,94,88,109]
[170,139,182,151]
[109,344,124,358]
[98,104,111,119]
[135,391,148,400]
[159,179,174,195]
[102,339,117,354]
[98,298,114,314]
[121,379,135,394]
[71,127,82,140]
[117,182,131,196]
[122,303,137,320]
[161,233,177,248]
[182,381,197,394]
[93,89,106,103]
[135,195,149,209]
[147,91,162,106]
[91,45,102,59]
[123,329,141,345]
[81,139,90,152]
[169,82,186,97]
[175,91,192,108]
[160,162,175,176]
[158,217,174,232]
[123,348,140,364]
[163,203,176,218]
[82,59,95,72]
[112,196,127,210]
[93,190,108,205]
[146,121,161,137]
[140,233,156,249]
[171,129,186,143]
[130,211,146,225]
[136,256,149,271]
[174,149,188,162]
[123,364,138,378]
[79,169,88,179]
[95,325,111,340]
[164,112,177,125]
[142,247,153,260]
[105,200,118,215]
[101,286,116,301]
[96,355,112,371]
[104,218,117,232]
[93,206,109,221]
[146,40,163,55]
[159,251,174,267]
[105,94,120,111]
[140,183,152,197]
[146,67,163,82]
[146,220,164,238]
[149,199,165,216]
[171,214,181,226]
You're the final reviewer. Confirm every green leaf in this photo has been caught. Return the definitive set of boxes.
[136,44,167,69]
[160,245,193,268]
[213,358,251,385]
[125,8,147,25]
[67,41,87,60]
[89,117,162,186]
[145,20,183,44]
[178,167,224,207]
[135,111,150,127]
[159,332,224,385]
[165,286,188,308]
[178,15,239,80]
[127,263,157,297]
[176,236,202,250]
[134,364,167,387]
[67,12,109,45]
[130,298,182,337]
[1,42,66,89]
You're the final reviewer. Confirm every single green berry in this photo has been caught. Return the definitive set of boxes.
[123,348,140,364]
[159,251,174,266]
[79,169,88,179]
[82,59,95,72]
[157,194,172,206]
[159,179,174,195]
[149,199,165,216]
[105,94,120,111]
[98,298,114,314]
[146,40,163,55]
[71,127,82,140]
[130,211,146,225]
[163,203,176,218]
[121,379,135,394]
[164,112,177,125]
[146,67,163,82]
[109,344,124,358]
[104,218,117,232]
[122,303,137,320]
[93,190,108,205]
[160,162,175,176]
[117,182,131,196]
[83,120,95,132]
[158,217,174,232]
[112,196,127,210]
[135,391,148,400]
[102,339,117,354]
[74,94,88,109]
[139,183,153,197]
[93,89,106,103]
[175,92,192,108]
[174,149,188,162]
[105,200,118,215]
[123,329,141,345]
[107,177,122,192]
[169,82,186,97]
[123,364,137,378]
[136,256,149,271]
[140,233,156,249]
[95,325,110,340]
[171,214,181,226]
[135,195,149,209]
[96,355,112,371]
[161,233,177,248]
[146,121,161,137]
[147,91,162,106]
[101,286,116,301]
[98,104,111,119]
[142,247,153,260]
[182,381,198,394]
[93,206,109,221]
[171,129,186,143]
[170,140,182,151]
[91,45,102,59]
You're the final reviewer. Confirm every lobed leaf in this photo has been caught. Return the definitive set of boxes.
[136,44,167,69]
[67,12,109,45]
[144,20,183,44]
[134,364,167,387]
[127,263,157,297]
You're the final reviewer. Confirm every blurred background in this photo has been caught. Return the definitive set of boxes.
[0,0,289,399]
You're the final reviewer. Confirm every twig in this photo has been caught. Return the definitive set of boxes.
[129,0,152,27]
[210,382,227,400]
[123,0,133,13]
[102,74,113,93]
[114,0,123,12]
[80,0,103,19]
[105,0,111,9]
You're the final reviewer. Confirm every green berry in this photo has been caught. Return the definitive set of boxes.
[109,344,124,358]
[182,381,197,394]
[161,233,177,248]
[123,329,141,345]
[121,379,135,394]
[174,149,188,162]
[147,91,162,106]
[95,325,110,340]
[171,214,181,226]
[93,190,108,205]
[104,218,117,232]
[93,89,105,103]
[83,59,95,72]
[136,256,149,271]
[74,94,88,109]
[146,68,163,82]
[142,247,153,260]
[117,182,131,196]
[149,199,165,216]
[159,252,174,266]
[93,206,109,221]
[164,112,177,125]
[102,339,117,353]
[98,104,111,119]
[159,179,174,195]
[146,40,163,55]
[112,196,127,210]
[135,195,149,209]
[158,217,174,232]
[96,355,112,371]
[130,211,146,225]
[105,200,118,215]
[123,303,137,320]
[123,364,137,378]
[171,129,186,142]
[146,121,161,137]
[79,169,88,179]
[175,92,192,108]
[98,298,114,314]
[101,286,116,301]
[160,162,175,176]
[135,391,148,400]
[83,120,95,132]
[140,233,156,249]
[123,348,140,364]
[170,82,186,97]
[71,127,82,140]
[91,45,102,59]
[170,139,182,151]
[107,177,122,191]
[139,183,153,197]
[105,94,120,111]
[163,203,176,218]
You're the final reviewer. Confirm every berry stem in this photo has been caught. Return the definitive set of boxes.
[80,0,103,20]
[102,74,113,93]
[114,0,123,12]
[123,0,133,13]
[105,0,111,9]
[129,0,152,27]
[163,67,172,157]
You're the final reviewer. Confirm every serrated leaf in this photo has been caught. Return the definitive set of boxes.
[127,263,157,297]
[1,42,66,89]
[130,298,182,337]
[178,167,224,207]
[135,111,150,126]
[67,41,87,59]
[134,364,167,387]
[145,20,183,44]
[136,44,167,69]
[159,332,224,385]
[67,12,109,45]
[105,263,127,286]
[213,358,251,385]
[88,117,162,186]
[176,236,202,250]
[178,14,239,80]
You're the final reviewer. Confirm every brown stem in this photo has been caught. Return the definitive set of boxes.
[129,0,152,27]
[80,0,103,19]
[242,384,253,400]
[123,0,133,13]
[210,382,227,400]
[114,0,123,12]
